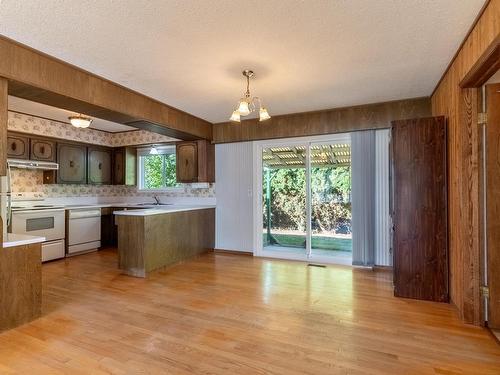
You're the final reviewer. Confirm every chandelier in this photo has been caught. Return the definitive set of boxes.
[229,70,271,122]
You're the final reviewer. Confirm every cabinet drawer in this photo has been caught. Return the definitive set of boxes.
[7,134,29,159]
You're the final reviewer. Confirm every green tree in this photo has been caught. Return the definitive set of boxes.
[143,154,178,188]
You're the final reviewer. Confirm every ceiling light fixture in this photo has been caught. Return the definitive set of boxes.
[149,145,159,155]
[68,114,93,128]
[229,70,271,123]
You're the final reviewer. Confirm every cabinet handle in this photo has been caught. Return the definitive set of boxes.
[98,162,102,170]
[11,142,16,151]
[40,146,45,154]
[70,160,74,168]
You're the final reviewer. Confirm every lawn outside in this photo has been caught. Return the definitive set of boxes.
[263,231,352,252]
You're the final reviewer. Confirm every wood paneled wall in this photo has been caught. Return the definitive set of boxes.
[431,0,500,324]
[0,78,7,177]
[0,36,212,140]
[213,97,431,143]
[0,77,7,247]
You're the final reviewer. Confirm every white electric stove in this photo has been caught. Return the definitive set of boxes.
[9,193,66,262]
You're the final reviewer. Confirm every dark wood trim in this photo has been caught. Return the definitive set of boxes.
[431,0,492,95]
[0,35,212,140]
[213,249,254,256]
[460,34,500,88]
[213,97,431,143]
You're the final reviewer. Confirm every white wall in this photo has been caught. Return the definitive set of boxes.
[215,142,254,252]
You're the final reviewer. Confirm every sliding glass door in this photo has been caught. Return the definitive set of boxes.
[259,137,352,264]
[309,142,352,261]
[262,145,307,255]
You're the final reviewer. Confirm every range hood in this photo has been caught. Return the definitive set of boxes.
[8,159,59,170]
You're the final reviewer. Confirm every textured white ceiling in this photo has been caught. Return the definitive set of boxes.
[0,0,485,123]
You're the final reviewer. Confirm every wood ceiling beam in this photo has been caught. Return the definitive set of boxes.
[0,36,213,140]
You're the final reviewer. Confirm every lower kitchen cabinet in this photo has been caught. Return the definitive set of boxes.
[100,207,116,247]
[88,147,112,185]
[57,142,87,184]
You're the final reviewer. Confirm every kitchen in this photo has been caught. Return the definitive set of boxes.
[0,1,499,373]
[1,97,216,330]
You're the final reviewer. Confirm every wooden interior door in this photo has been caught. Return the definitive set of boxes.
[486,82,500,328]
[392,116,448,302]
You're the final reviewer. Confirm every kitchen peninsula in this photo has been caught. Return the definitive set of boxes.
[114,205,215,277]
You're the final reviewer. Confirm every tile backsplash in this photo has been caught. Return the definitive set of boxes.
[10,169,215,198]
[8,111,215,198]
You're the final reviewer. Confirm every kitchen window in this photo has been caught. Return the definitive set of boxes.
[137,146,180,190]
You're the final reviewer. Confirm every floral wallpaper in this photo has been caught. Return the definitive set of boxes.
[8,112,215,198]
[8,111,176,147]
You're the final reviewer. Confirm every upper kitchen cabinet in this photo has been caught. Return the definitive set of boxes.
[30,137,56,162]
[113,147,136,186]
[7,133,29,160]
[88,146,112,185]
[176,140,214,183]
[57,142,87,184]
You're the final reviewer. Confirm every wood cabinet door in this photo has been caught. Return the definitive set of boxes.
[113,148,125,185]
[30,137,56,162]
[113,147,136,186]
[57,143,87,184]
[176,142,198,182]
[88,147,112,185]
[7,134,29,159]
[391,116,448,302]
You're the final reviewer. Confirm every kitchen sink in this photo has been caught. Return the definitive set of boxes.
[135,203,173,206]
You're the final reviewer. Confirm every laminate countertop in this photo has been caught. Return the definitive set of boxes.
[113,205,216,216]
[3,234,46,248]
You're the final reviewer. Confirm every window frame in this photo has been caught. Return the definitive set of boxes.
[136,145,183,192]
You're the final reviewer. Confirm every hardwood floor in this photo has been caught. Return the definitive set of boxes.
[0,249,499,374]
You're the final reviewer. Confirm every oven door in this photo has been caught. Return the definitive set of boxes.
[11,209,65,241]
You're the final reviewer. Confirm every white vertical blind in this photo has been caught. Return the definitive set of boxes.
[351,130,376,266]
[375,129,392,266]
[215,142,254,252]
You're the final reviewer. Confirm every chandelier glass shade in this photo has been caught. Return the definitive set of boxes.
[68,114,93,128]
[229,70,271,122]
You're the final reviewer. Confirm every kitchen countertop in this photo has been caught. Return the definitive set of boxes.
[62,203,177,210]
[113,205,216,216]
[3,233,46,248]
